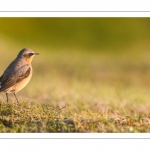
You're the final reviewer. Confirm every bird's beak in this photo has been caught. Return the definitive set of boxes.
[34,53,39,55]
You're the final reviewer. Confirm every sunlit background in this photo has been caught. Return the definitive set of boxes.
[1,18,150,51]
[0,18,150,103]
[1,18,150,132]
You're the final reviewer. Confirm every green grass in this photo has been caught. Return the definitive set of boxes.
[1,41,150,132]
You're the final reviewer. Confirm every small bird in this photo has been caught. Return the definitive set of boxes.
[0,48,39,104]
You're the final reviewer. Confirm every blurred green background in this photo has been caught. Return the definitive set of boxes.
[0,17,150,99]
[0,18,150,51]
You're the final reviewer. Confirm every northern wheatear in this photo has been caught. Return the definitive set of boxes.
[0,48,39,104]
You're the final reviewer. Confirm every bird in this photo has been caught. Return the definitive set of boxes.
[0,48,39,104]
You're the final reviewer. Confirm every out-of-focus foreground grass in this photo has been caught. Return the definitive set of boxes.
[0,18,150,132]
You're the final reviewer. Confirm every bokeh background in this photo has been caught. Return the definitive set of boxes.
[0,18,150,106]
[1,18,150,51]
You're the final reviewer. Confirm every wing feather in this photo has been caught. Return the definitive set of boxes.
[0,64,31,92]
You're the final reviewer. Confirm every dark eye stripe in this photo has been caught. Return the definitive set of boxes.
[29,53,34,56]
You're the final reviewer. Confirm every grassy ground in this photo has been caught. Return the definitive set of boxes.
[1,41,150,132]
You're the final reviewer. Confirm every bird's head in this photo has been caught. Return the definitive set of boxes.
[17,48,39,64]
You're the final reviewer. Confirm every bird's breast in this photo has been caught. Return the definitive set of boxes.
[14,67,33,93]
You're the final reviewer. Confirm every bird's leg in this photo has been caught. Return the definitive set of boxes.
[6,93,8,103]
[14,93,20,105]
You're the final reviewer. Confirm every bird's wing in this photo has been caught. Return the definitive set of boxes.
[0,64,31,91]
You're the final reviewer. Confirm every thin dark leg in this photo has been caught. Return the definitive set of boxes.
[14,93,19,105]
[6,93,8,103]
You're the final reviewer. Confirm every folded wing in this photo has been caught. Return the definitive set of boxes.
[0,64,30,92]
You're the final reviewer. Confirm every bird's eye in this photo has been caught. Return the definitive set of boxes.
[29,53,34,56]
[23,53,34,57]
